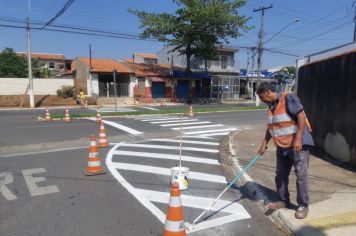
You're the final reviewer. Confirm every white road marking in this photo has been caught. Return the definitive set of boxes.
[119,143,218,153]
[161,121,211,127]
[0,172,17,200]
[86,118,142,135]
[22,168,59,197]
[142,107,159,111]
[141,117,181,122]
[185,128,238,135]
[106,143,251,233]
[182,136,214,140]
[172,124,224,130]
[149,139,219,146]
[150,119,198,124]
[200,132,230,137]
[113,150,219,165]
[106,144,167,224]
[110,162,226,183]
[139,188,250,214]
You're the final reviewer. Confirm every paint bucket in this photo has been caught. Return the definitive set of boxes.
[170,167,189,190]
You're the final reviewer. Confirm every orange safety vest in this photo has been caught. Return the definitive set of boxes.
[267,93,298,148]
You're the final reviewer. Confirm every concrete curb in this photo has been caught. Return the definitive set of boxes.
[222,131,294,234]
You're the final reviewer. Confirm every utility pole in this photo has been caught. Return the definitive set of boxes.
[353,1,356,41]
[26,17,35,108]
[253,4,273,106]
[89,44,92,69]
[113,70,117,112]
[245,49,250,99]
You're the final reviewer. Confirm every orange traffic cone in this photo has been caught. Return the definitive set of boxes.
[96,108,102,124]
[98,122,109,148]
[84,135,106,176]
[63,108,71,123]
[44,107,51,122]
[188,105,194,118]
[163,182,186,236]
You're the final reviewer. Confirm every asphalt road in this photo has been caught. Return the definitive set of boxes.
[0,106,287,236]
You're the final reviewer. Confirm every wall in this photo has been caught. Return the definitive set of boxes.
[298,51,356,164]
[0,78,74,95]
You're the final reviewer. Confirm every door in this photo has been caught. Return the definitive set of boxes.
[151,82,165,98]
[176,80,189,99]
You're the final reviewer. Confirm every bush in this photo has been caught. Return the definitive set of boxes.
[57,85,75,98]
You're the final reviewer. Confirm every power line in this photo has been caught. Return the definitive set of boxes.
[275,20,353,49]
[41,0,76,29]
[0,22,159,42]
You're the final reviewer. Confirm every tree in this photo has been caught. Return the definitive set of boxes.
[0,48,27,78]
[129,0,250,76]
[0,47,47,78]
[283,65,296,80]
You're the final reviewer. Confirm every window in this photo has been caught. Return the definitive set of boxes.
[49,62,54,69]
[221,55,227,69]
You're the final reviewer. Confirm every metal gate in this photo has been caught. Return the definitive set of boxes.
[99,82,129,97]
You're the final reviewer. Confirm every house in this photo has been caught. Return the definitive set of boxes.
[133,53,158,64]
[72,57,134,97]
[157,45,240,100]
[122,61,176,102]
[16,52,68,77]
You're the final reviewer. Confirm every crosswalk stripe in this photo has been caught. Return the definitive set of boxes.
[161,121,211,127]
[86,118,143,135]
[119,143,218,153]
[182,136,214,140]
[200,132,230,137]
[171,124,223,130]
[149,139,219,146]
[138,189,250,215]
[185,128,238,135]
[150,119,197,124]
[113,150,219,165]
[110,162,226,183]
[141,117,181,121]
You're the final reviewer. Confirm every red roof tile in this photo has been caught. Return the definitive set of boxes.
[78,58,133,73]
[135,53,158,59]
[16,52,65,60]
[123,62,170,77]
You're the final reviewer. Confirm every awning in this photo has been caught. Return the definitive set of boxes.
[150,77,165,82]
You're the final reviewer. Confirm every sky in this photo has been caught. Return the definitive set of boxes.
[0,0,355,70]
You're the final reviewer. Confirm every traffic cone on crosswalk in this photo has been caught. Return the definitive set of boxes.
[84,135,106,176]
[188,105,194,118]
[44,107,51,122]
[63,108,71,123]
[96,108,102,124]
[163,182,186,236]
[98,122,109,148]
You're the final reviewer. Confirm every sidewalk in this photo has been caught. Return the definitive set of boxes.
[222,124,356,236]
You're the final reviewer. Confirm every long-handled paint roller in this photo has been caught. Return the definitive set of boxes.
[187,153,262,230]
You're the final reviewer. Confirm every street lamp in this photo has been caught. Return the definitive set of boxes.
[255,18,300,107]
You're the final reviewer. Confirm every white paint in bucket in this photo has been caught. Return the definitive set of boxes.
[170,166,189,190]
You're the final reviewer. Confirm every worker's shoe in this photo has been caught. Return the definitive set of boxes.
[295,205,309,219]
[267,201,290,210]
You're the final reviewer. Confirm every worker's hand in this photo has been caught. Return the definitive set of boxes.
[293,138,302,153]
[258,142,267,156]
